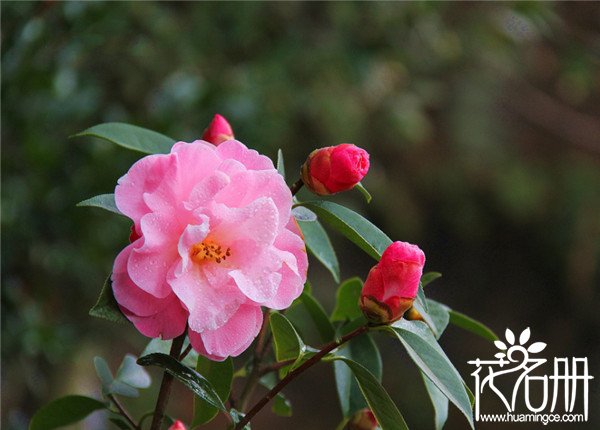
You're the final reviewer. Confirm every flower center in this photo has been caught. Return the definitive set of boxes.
[190,239,231,264]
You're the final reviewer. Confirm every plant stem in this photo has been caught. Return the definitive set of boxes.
[238,311,271,411]
[108,394,138,429]
[179,343,193,361]
[289,178,304,196]
[149,333,186,430]
[234,325,369,430]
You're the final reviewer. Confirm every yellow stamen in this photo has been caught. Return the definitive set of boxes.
[190,240,231,264]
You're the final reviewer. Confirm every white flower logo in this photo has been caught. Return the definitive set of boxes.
[493,327,547,360]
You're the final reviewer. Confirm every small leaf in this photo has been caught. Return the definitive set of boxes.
[527,342,547,353]
[494,341,507,350]
[332,357,408,430]
[387,320,474,429]
[89,276,128,324]
[292,206,317,222]
[519,327,531,345]
[413,299,450,339]
[193,357,233,426]
[505,328,515,345]
[94,356,114,389]
[298,219,340,283]
[355,182,372,203]
[74,122,175,154]
[116,354,151,389]
[270,313,305,364]
[109,418,133,430]
[272,394,293,417]
[29,395,106,430]
[415,284,429,313]
[299,201,392,261]
[331,278,363,323]
[421,272,442,287]
[77,194,123,216]
[276,149,286,179]
[229,409,250,429]
[422,372,449,430]
[448,310,498,342]
[300,292,336,342]
[137,353,225,411]
[334,333,382,418]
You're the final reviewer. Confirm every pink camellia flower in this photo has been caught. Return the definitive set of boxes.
[348,408,378,430]
[359,241,425,324]
[168,420,186,430]
[112,139,308,360]
[301,144,369,195]
[201,114,234,145]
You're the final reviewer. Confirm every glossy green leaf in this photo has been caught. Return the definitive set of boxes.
[277,148,285,178]
[298,219,340,283]
[137,353,225,411]
[331,278,363,322]
[300,292,336,342]
[89,276,128,324]
[422,371,449,430]
[448,310,498,342]
[415,284,429,313]
[193,357,233,425]
[299,201,392,261]
[292,206,317,222]
[387,320,474,428]
[74,122,175,154]
[332,358,408,430]
[355,182,372,203]
[413,299,450,340]
[270,312,305,363]
[141,338,199,368]
[77,194,123,216]
[116,354,151,389]
[334,333,382,418]
[421,272,442,287]
[272,393,293,417]
[29,395,106,430]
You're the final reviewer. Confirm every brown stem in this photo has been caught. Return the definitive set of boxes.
[234,325,369,430]
[149,333,186,430]
[179,343,193,362]
[289,179,304,196]
[238,311,271,411]
[108,394,138,429]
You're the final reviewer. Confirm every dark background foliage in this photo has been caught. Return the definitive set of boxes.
[2,2,599,429]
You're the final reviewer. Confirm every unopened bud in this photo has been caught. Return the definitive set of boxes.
[347,408,378,430]
[202,114,234,145]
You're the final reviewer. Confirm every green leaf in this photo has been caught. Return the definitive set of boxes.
[422,371,449,430]
[29,395,106,430]
[77,194,123,216]
[116,354,151,389]
[89,276,128,324]
[331,358,408,430]
[355,182,372,203]
[142,338,199,368]
[109,418,133,430]
[137,353,225,411]
[334,333,382,418]
[277,148,285,179]
[94,356,114,389]
[269,312,305,363]
[387,320,474,428]
[299,201,392,261]
[421,272,442,287]
[448,309,498,342]
[300,292,336,342]
[292,206,317,222]
[272,394,293,417]
[331,278,363,322]
[415,284,429,313]
[193,357,233,426]
[74,122,175,154]
[298,219,340,283]
[413,299,450,340]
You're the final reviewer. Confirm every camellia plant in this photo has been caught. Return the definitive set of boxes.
[30,115,498,430]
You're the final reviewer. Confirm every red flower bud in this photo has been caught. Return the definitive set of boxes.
[168,420,186,430]
[202,114,234,145]
[348,408,378,430]
[360,241,425,324]
[301,144,369,195]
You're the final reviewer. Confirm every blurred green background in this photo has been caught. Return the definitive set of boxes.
[2,2,599,429]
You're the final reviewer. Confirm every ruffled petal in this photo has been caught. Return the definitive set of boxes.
[189,304,263,360]
[216,140,274,171]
